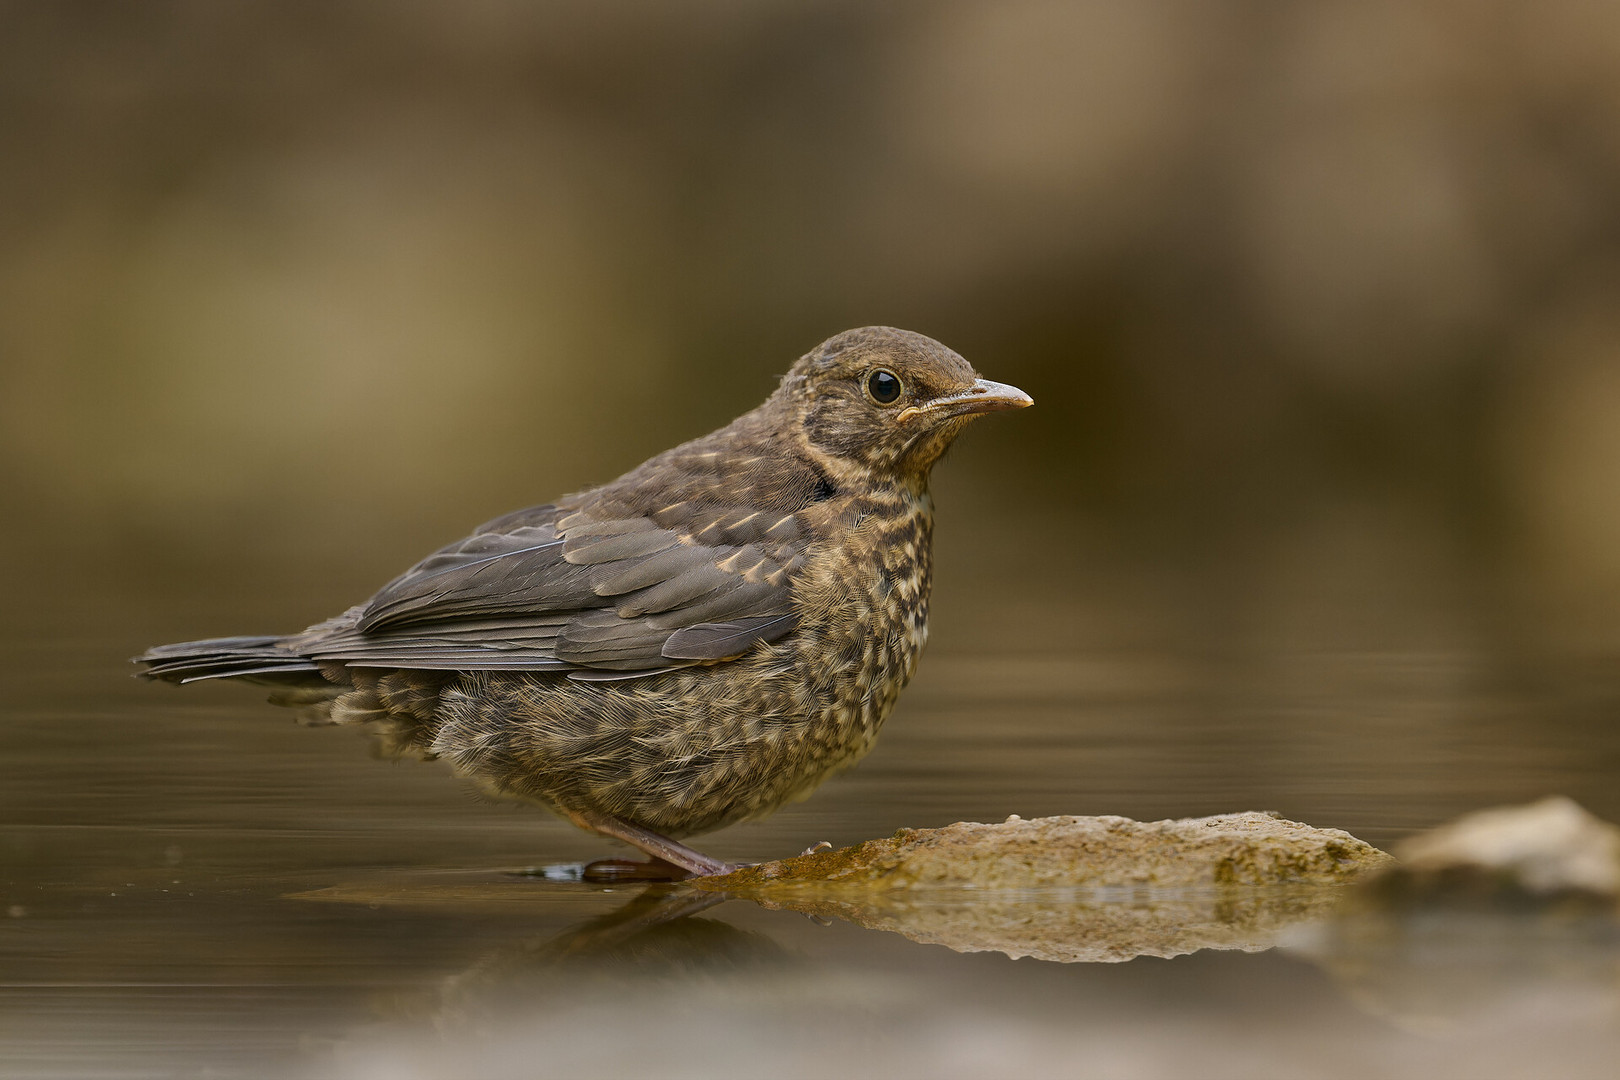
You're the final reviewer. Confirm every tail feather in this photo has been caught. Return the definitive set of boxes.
[135,635,323,685]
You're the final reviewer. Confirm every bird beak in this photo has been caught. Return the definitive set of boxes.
[900,379,1034,422]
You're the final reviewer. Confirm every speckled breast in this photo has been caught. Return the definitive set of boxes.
[429,490,937,839]
[779,491,935,787]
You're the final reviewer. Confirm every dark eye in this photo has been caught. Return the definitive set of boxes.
[866,368,903,405]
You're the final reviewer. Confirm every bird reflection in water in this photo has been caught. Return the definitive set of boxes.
[414,884,793,1029]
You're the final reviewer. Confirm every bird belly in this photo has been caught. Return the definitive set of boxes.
[428,501,934,838]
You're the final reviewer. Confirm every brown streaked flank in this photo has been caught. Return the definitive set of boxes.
[137,327,1032,877]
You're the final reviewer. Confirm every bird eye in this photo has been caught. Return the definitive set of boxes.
[865,368,903,405]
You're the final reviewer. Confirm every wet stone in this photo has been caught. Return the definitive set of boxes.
[1295,799,1620,1027]
[1379,796,1620,903]
[700,811,1394,892]
[693,812,1392,962]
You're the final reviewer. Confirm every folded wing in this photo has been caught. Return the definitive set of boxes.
[299,497,810,676]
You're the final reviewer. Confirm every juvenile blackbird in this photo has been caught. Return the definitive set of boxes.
[138,327,1032,875]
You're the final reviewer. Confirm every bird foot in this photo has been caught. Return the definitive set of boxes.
[568,809,743,877]
[799,840,834,856]
[580,857,694,883]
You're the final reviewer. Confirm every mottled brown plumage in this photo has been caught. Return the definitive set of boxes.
[138,327,1031,875]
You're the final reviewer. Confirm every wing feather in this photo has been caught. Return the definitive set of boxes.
[588,543,716,596]
[644,579,782,629]
[661,614,798,661]
[563,529,680,563]
[300,442,826,676]
[614,562,736,616]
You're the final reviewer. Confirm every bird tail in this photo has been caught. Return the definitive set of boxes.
[134,635,325,685]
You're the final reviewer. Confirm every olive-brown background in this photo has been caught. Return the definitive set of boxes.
[3,5,1620,1074]
[6,0,1620,827]
[4,1,1618,598]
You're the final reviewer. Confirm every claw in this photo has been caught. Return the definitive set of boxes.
[567,809,743,876]
[799,840,834,856]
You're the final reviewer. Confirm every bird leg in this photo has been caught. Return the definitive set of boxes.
[567,809,742,877]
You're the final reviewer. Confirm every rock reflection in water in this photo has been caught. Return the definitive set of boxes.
[687,811,1392,963]
[295,802,1620,1079]
[740,885,1349,964]
[1297,893,1620,1033]
[1291,797,1620,1031]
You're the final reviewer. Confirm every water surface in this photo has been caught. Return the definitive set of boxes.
[3,551,1618,1078]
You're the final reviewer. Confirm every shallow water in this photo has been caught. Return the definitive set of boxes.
[3,544,1620,1079]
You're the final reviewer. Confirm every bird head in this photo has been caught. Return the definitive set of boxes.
[781,327,1032,487]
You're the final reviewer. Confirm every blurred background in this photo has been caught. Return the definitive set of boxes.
[2,0,1619,831]
[5,4,1620,1076]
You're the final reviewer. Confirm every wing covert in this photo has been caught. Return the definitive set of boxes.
[321,491,812,676]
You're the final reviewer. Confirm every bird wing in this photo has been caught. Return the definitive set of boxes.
[301,492,815,676]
